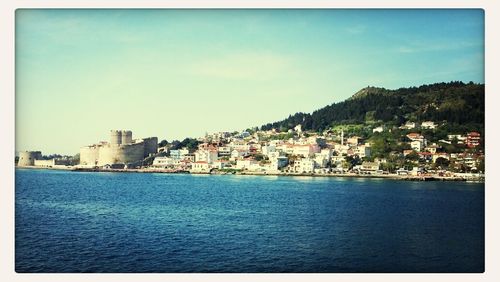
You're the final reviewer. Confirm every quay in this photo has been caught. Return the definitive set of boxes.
[16,166,484,182]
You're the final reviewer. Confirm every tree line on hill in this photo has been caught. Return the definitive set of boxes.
[259,81,484,134]
[158,138,200,153]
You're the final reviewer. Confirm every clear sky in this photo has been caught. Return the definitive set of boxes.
[16,9,484,155]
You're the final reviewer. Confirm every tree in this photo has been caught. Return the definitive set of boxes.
[71,153,80,165]
[344,155,361,170]
[405,151,420,162]
[254,154,265,161]
[158,140,168,147]
[380,162,397,173]
[169,138,200,152]
[170,140,181,149]
[434,157,450,169]
[477,158,485,173]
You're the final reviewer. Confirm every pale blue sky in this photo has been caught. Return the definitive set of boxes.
[16,9,484,155]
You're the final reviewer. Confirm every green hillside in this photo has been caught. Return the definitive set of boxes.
[260,81,484,133]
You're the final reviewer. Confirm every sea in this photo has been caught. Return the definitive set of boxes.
[15,168,484,273]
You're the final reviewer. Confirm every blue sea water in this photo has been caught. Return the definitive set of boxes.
[15,168,484,273]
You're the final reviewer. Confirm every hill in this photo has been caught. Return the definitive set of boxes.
[259,81,484,132]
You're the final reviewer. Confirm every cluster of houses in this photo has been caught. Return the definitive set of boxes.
[150,122,483,175]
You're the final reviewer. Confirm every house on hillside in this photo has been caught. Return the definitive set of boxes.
[399,121,416,130]
[421,121,437,129]
[466,132,481,148]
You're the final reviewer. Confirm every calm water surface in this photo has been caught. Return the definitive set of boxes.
[15,169,484,273]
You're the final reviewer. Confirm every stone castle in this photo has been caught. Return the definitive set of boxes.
[80,130,158,167]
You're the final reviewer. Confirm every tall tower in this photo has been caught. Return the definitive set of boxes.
[341,130,344,146]
[110,130,122,145]
[121,130,132,145]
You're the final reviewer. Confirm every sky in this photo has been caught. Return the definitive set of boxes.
[15,9,484,155]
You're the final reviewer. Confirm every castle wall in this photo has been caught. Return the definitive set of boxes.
[97,143,144,166]
[34,159,55,167]
[80,146,100,166]
[142,137,158,157]
[122,143,146,164]
[18,151,42,166]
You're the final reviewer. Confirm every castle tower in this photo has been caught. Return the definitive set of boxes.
[110,130,122,145]
[121,130,132,145]
[18,151,42,166]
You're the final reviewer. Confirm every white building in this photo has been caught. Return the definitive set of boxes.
[170,148,189,160]
[356,144,372,158]
[331,155,346,167]
[279,144,294,155]
[411,140,424,152]
[425,145,438,154]
[231,149,249,159]
[292,144,320,157]
[407,133,427,147]
[362,161,380,172]
[231,143,251,151]
[447,134,467,144]
[195,150,218,164]
[400,121,416,129]
[265,151,279,159]
[347,136,361,146]
[306,136,319,145]
[320,148,332,159]
[217,146,232,157]
[262,156,289,173]
[212,160,230,170]
[191,161,210,172]
[236,159,259,170]
[421,121,437,129]
[152,157,179,168]
[262,145,276,156]
[334,144,349,155]
[314,153,329,168]
[372,126,384,133]
[290,158,315,173]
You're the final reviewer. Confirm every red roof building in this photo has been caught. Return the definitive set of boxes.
[466,132,481,148]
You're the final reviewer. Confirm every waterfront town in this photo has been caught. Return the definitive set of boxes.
[17,120,485,181]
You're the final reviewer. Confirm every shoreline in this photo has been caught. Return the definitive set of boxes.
[15,166,485,182]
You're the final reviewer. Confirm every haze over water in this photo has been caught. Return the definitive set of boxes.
[15,169,484,272]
